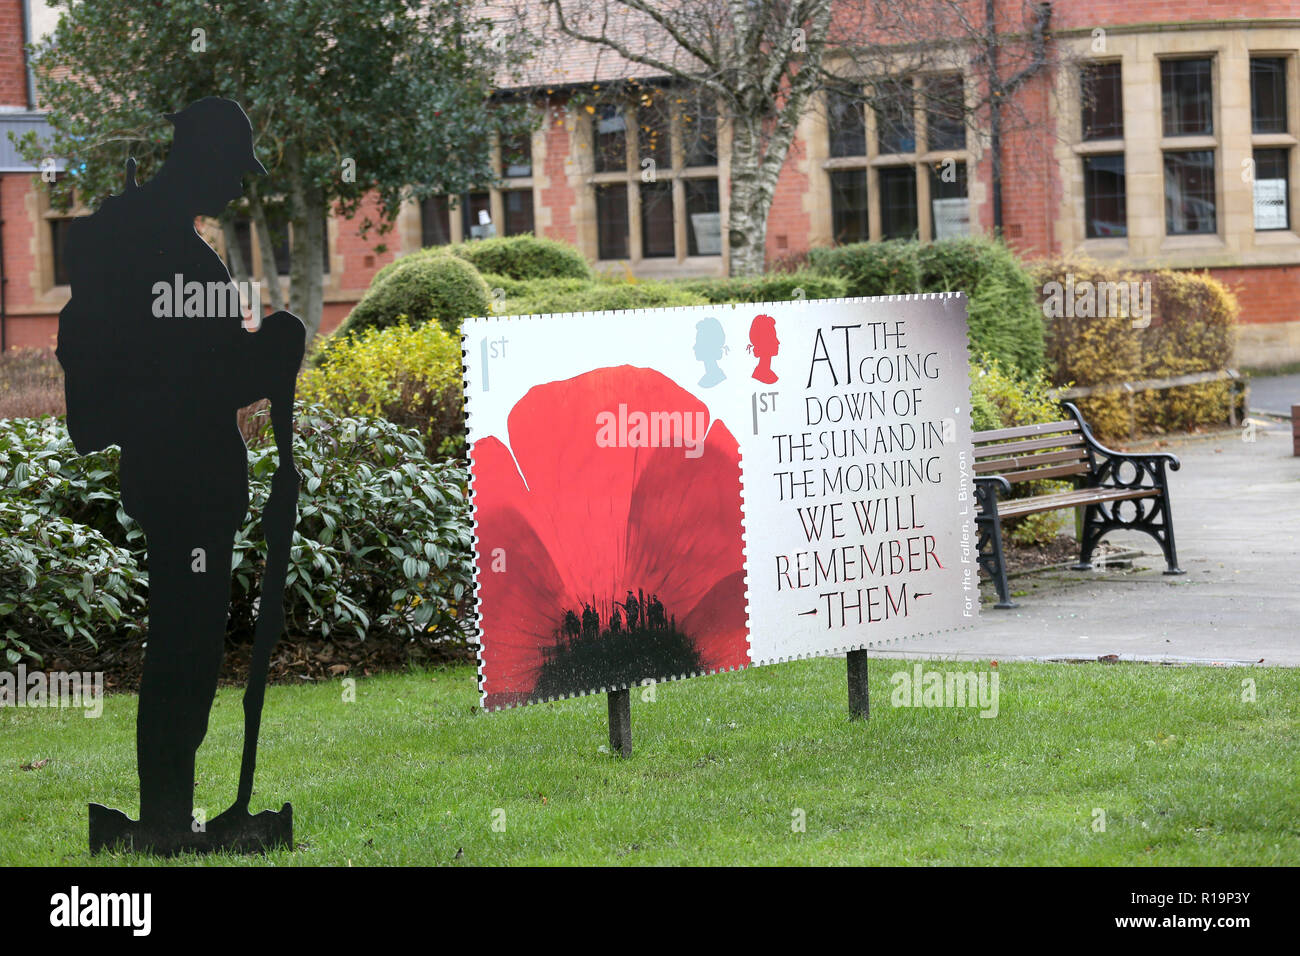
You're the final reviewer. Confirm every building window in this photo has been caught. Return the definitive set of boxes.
[830,170,868,244]
[682,89,719,167]
[1253,148,1290,231]
[827,76,968,244]
[640,180,674,258]
[420,196,452,246]
[1161,58,1213,137]
[879,166,918,239]
[591,88,719,261]
[500,131,532,178]
[594,104,628,173]
[1164,150,1216,234]
[503,190,534,236]
[638,89,672,173]
[50,217,74,286]
[1251,57,1288,135]
[462,190,492,239]
[1083,154,1127,238]
[1081,62,1123,140]
[875,77,916,154]
[828,91,867,158]
[684,179,721,255]
[595,183,629,259]
[929,160,969,239]
[924,75,966,151]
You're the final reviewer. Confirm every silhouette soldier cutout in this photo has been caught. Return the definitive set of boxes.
[58,98,306,855]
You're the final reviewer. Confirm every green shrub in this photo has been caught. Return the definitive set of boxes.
[0,417,141,664]
[480,274,595,312]
[919,239,1043,377]
[967,366,1002,433]
[0,406,476,666]
[969,359,1069,546]
[449,234,592,281]
[809,239,921,297]
[0,497,145,666]
[339,252,489,336]
[675,271,849,304]
[298,321,465,458]
[811,237,1044,376]
[234,404,473,643]
[505,281,708,315]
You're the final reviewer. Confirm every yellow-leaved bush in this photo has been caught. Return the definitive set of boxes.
[299,320,465,458]
[970,359,1071,545]
[1035,259,1239,443]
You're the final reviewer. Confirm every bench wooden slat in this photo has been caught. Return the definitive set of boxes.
[995,461,1092,484]
[974,447,1088,475]
[973,419,1079,444]
[992,486,1160,518]
[973,432,1084,459]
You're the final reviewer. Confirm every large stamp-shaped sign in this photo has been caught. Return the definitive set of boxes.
[465,294,977,710]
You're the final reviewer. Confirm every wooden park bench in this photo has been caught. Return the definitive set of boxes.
[973,401,1185,608]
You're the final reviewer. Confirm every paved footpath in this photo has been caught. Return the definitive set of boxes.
[1248,371,1300,418]
[895,422,1300,666]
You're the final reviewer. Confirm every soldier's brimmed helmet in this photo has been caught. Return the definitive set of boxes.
[164,97,267,176]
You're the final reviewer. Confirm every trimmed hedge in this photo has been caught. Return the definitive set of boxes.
[1034,258,1239,441]
[339,252,490,336]
[448,234,592,281]
[503,281,708,315]
[809,239,921,297]
[809,237,1044,376]
[675,271,849,304]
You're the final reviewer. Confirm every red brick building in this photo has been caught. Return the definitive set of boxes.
[3,2,1300,367]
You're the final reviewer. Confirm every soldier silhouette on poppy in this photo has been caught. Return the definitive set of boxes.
[623,589,640,630]
[58,97,306,854]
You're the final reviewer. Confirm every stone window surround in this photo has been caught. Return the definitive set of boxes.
[1059,23,1300,270]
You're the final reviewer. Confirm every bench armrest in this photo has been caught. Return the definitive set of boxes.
[975,475,1012,496]
[1061,401,1182,484]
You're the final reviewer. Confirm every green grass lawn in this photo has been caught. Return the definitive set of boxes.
[2,658,1297,866]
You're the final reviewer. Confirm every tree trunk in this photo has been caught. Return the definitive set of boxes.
[285,144,325,344]
[248,180,286,314]
[220,210,249,286]
[727,117,773,277]
[219,209,255,327]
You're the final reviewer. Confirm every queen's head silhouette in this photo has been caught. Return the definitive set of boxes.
[693,317,727,388]
[747,314,779,384]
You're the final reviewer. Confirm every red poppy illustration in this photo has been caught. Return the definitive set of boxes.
[472,365,748,708]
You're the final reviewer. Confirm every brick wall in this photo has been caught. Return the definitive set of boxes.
[539,102,578,247]
[1207,265,1300,326]
[0,0,28,109]
[765,131,811,262]
[1052,2,1300,30]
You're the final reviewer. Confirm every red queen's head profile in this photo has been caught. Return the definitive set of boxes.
[747,314,779,384]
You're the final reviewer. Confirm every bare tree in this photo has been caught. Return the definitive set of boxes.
[544,0,835,276]
[537,0,1064,273]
